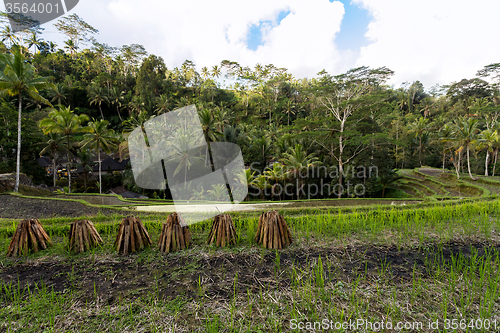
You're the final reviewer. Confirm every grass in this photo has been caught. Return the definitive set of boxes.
[0,196,499,331]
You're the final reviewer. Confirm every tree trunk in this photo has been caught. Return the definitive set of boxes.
[98,146,102,194]
[419,136,422,166]
[493,150,498,177]
[99,104,104,120]
[485,150,490,176]
[467,145,476,180]
[116,106,122,122]
[14,92,22,192]
[67,136,71,193]
[53,156,56,187]
[442,149,446,171]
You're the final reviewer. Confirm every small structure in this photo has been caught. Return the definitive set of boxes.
[7,219,52,256]
[158,213,191,253]
[93,157,125,175]
[255,210,293,249]
[207,214,237,247]
[68,220,103,253]
[114,216,152,255]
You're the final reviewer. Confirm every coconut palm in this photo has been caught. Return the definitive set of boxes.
[199,107,221,168]
[80,119,118,194]
[0,26,18,48]
[40,133,67,186]
[170,133,204,188]
[39,106,89,193]
[263,163,287,200]
[0,50,53,192]
[452,117,480,180]
[408,117,429,166]
[88,85,108,120]
[107,86,124,121]
[436,123,454,171]
[49,83,69,106]
[76,148,93,192]
[479,128,499,176]
[155,94,171,115]
[280,144,320,199]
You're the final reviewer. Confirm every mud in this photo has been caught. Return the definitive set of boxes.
[1,240,498,305]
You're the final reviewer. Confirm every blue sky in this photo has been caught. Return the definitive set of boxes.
[1,0,499,88]
[247,1,370,52]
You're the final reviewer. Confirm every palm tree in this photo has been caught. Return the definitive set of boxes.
[88,85,108,120]
[77,148,92,192]
[211,65,221,79]
[107,86,124,121]
[437,123,454,171]
[263,163,286,200]
[408,117,429,166]
[0,50,53,192]
[39,106,89,193]
[40,133,67,186]
[154,94,170,115]
[49,83,69,106]
[453,117,480,180]
[26,31,42,54]
[479,128,498,176]
[280,144,320,199]
[80,119,118,194]
[0,26,19,48]
[198,107,221,168]
[64,40,77,58]
[171,133,204,188]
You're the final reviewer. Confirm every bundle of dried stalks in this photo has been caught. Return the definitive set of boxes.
[207,214,237,247]
[7,219,52,256]
[114,216,152,255]
[68,220,103,253]
[158,213,191,253]
[254,210,292,249]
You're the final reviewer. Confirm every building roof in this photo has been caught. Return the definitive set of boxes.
[37,156,51,168]
[93,157,124,172]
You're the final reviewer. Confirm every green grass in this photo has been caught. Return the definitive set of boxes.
[0,196,499,331]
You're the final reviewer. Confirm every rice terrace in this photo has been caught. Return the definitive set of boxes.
[1,3,500,332]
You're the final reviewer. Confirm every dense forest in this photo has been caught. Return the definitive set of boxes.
[1,13,500,200]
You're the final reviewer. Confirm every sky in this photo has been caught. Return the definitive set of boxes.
[2,0,499,89]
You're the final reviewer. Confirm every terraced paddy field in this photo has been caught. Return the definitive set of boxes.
[389,167,500,199]
[0,180,499,331]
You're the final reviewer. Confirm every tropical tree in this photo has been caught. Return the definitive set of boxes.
[452,117,480,180]
[40,133,67,186]
[49,83,69,106]
[107,86,124,121]
[154,94,170,115]
[76,148,92,192]
[280,144,320,199]
[377,169,403,198]
[80,119,118,194]
[0,26,18,48]
[39,106,89,193]
[408,117,429,166]
[263,162,287,200]
[436,123,454,171]
[0,50,53,192]
[88,85,108,120]
[479,128,499,176]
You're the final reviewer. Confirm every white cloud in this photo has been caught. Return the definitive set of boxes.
[353,0,500,88]
[35,0,346,79]
[5,0,496,87]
